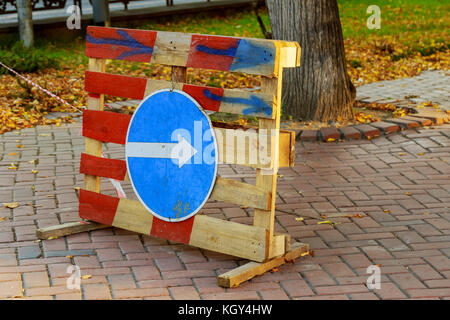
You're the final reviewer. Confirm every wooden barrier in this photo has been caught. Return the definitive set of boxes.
[36,26,309,287]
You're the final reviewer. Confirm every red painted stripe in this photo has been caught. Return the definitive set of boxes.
[85,71,147,100]
[83,110,131,145]
[182,84,223,112]
[86,26,157,63]
[187,35,239,71]
[80,153,127,181]
[79,190,119,226]
[150,216,196,245]
[88,93,100,99]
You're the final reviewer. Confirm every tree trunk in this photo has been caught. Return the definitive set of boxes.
[17,0,34,48]
[267,0,355,122]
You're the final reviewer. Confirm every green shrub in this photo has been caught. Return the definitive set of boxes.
[0,42,59,74]
[349,59,362,68]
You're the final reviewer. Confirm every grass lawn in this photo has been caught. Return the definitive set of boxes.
[1,0,448,69]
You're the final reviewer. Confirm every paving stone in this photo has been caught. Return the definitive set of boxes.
[2,79,450,299]
[339,126,362,139]
[299,130,319,141]
[18,246,42,260]
[354,124,381,139]
[402,116,434,127]
[385,118,421,129]
[370,121,400,134]
[320,127,341,142]
[44,250,95,258]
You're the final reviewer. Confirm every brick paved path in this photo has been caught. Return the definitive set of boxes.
[357,70,450,112]
[1,120,449,300]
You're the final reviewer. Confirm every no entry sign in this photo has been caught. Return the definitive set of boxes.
[126,89,218,222]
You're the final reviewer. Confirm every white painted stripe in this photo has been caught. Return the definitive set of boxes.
[126,136,198,168]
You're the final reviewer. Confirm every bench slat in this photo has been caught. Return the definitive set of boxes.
[85,71,275,118]
[86,26,299,76]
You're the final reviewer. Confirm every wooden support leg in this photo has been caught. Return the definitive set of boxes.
[36,221,109,240]
[217,242,310,288]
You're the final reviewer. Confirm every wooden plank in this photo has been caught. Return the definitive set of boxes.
[85,71,147,100]
[217,242,310,288]
[210,177,271,211]
[86,26,157,63]
[82,110,298,169]
[271,233,286,258]
[78,154,271,210]
[85,26,300,76]
[80,153,128,181]
[189,215,268,262]
[152,31,191,67]
[36,221,109,240]
[84,58,105,193]
[215,126,272,169]
[78,190,268,262]
[279,130,295,167]
[84,71,275,119]
[253,75,282,260]
[82,110,131,145]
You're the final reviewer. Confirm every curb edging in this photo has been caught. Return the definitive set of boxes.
[296,109,450,143]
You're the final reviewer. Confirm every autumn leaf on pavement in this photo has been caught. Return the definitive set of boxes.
[81,275,92,280]
[3,202,19,209]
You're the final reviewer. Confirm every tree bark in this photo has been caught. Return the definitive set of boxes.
[267,0,355,122]
[17,0,34,48]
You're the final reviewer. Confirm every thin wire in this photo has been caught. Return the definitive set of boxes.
[0,60,86,114]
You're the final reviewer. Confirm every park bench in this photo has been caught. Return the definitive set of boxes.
[37,26,309,287]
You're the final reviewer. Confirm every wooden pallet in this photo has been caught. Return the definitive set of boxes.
[36,26,308,287]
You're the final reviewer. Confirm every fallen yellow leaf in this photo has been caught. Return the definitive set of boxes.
[7,152,18,156]
[47,236,58,240]
[31,170,38,174]
[81,275,92,280]
[295,217,305,222]
[3,202,19,209]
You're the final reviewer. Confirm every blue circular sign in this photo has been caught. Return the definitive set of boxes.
[126,89,218,223]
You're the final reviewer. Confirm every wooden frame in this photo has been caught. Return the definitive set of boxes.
[36,26,309,287]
